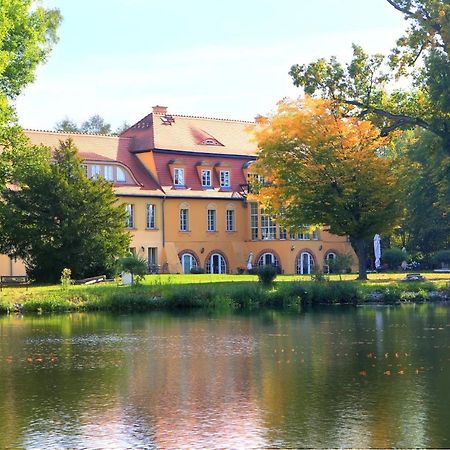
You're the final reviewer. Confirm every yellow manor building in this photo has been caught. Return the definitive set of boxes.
[0,106,356,276]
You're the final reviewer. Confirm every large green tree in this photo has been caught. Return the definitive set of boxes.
[289,0,449,146]
[394,130,450,254]
[0,0,61,98]
[55,116,128,135]
[0,0,61,184]
[0,139,130,282]
[289,0,449,250]
[253,98,402,280]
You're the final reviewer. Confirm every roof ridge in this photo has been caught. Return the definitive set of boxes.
[153,112,255,124]
[24,128,119,138]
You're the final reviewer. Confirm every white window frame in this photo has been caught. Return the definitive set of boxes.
[207,209,216,232]
[257,252,279,268]
[146,204,156,229]
[174,168,185,186]
[116,166,126,182]
[226,209,235,231]
[207,253,227,274]
[179,208,189,231]
[125,204,134,228]
[180,253,198,274]
[220,170,230,188]
[92,165,101,178]
[324,252,336,274]
[297,252,315,275]
[201,169,212,188]
[261,209,276,240]
[104,165,114,181]
[250,203,258,240]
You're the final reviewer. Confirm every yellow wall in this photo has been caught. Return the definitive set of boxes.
[161,198,357,273]
[245,232,353,274]
[0,255,26,276]
[117,195,165,266]
[163,198,248,273]
[0,196,357,277]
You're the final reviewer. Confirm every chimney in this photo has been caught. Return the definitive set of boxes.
[254,114,268,124]
[152,105,168,115]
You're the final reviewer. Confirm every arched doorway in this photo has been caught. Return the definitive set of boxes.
[297,251,315,274]
[206,253,227,274]
[257,252,279,268]
[324,252,337,274]
[179,252,198,274]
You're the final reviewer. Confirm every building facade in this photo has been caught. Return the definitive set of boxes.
[0,106,356,276]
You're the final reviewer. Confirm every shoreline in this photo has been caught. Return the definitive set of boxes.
[1,278,448,314]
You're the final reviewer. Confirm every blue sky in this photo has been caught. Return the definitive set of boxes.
[15,0,407,130]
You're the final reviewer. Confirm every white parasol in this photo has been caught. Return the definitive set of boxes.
[247,252,253,271]
[373,234,381,269]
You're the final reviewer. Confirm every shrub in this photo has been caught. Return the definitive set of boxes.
[432,250,450,268]
[189,266,205,274]
[327,253,354,278]
[382,248,406,270]
[257,265,277,285]
[299,281,361,305]
[60,268,72,290]
[225,284,266,308]
[311,267,328,282]
[117,255,148,284]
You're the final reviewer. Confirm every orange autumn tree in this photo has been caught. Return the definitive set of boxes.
[253,98,402,280]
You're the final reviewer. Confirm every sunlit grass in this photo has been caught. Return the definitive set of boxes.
[0,272,448,312]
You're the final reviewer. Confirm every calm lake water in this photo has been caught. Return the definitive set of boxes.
[0,304,449,449]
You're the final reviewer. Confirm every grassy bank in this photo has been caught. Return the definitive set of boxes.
[0,273,448,314]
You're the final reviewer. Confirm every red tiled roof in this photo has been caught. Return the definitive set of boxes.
[124,111,257,155]
[78,151,115,162]
[116,136,161,191]
[120,113,155,152]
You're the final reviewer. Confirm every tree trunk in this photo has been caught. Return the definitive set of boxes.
[350,236,368,280]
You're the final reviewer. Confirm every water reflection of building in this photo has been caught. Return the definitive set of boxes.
[121,317,268,448]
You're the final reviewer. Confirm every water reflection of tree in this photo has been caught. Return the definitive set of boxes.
[0,314,128,448]
[0,307,449,448]
[257,306,450,448]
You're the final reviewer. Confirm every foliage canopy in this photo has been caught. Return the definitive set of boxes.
[289,0,449,146]
[0,139,130,282]
[254,98,403,279]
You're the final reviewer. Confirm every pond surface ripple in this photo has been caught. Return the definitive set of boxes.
[1,304,449,448]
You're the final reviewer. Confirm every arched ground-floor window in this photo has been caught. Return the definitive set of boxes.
[206,252,227,274]
[257,252,279,268]
[324,252,337,274]
[179,252,198,274]
[296,251,315,274]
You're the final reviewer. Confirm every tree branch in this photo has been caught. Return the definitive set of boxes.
[343,99,432,135]
[385,0,414,16]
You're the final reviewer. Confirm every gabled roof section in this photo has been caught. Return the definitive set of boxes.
[124,107,257,156]
[24,129,162,193]
[116,135,161,190]
[153,112,257,155]
[120,113,155,152]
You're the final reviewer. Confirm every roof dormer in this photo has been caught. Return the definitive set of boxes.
[196,161,214,189]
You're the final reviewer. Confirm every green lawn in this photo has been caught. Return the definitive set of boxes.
[0,271,448,313]
[141,272,450,285]
[1,271,448,302]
